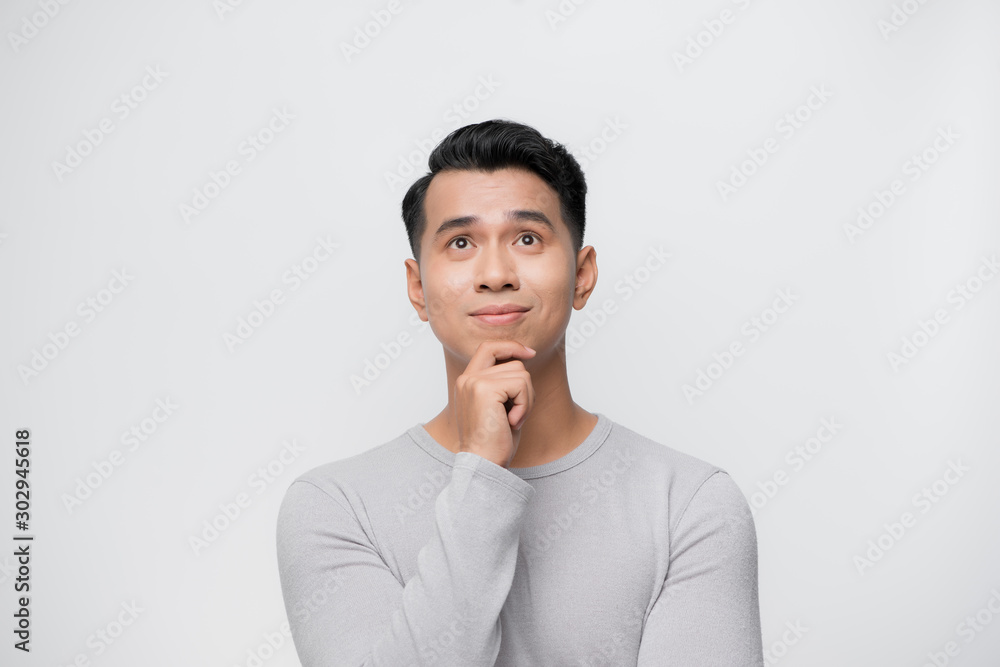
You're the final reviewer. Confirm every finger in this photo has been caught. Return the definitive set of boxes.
[525,372,534,424]
[481,370,533,427]
[478,359,526,376]
[465,340,536,375]
[501,379,531,428]
[513,386,533,430]
[514,368,534,430]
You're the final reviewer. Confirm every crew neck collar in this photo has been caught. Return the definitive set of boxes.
[406,412,612,480]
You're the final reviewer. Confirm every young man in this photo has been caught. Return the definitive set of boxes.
[276,119,764,665]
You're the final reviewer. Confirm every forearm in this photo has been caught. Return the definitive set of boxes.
[277,452,534,666]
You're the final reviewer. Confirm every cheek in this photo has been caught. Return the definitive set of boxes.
[423,273,466,320]
[528,270,577,320]
[535,280,573,305]
[531,259,576,296]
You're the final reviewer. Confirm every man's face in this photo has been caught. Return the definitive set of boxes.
[404,167,597,363]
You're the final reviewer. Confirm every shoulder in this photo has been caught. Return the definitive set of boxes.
[603,419,724,487]
[601,418,748,533]
[279,429,433,514]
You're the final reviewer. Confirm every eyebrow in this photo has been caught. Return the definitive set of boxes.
[431,209,555,242]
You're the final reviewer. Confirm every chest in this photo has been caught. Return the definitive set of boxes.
[384,468,671,664]
[496,496,661,666]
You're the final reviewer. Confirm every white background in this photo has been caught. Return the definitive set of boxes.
[2,0,999,665]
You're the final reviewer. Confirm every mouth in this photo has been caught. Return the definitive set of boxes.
[470,310,529,326]
[468,304,530,326]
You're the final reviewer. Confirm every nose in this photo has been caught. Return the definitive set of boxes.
[475,242,520,292]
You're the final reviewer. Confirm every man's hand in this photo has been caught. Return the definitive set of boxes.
[455,340,536,468]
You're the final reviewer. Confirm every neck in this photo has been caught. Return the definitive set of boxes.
[427,337,595,468]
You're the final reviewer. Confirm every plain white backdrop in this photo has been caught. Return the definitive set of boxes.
[1,0,998,665]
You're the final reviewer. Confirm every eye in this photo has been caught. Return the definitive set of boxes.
[446,232,541,250]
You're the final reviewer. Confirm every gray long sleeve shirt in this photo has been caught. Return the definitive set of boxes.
[276,412,764,666]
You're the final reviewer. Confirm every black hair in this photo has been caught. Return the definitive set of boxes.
[401,119,587,264]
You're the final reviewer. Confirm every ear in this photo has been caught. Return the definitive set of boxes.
[404,258,428,321]
[573,245,598,310]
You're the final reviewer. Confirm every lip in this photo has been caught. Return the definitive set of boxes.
[471,310,529,325]
[469,303,531,316]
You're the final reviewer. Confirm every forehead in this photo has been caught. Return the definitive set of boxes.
[423,168,564,230]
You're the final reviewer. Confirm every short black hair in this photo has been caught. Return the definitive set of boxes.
[401,119,587,264]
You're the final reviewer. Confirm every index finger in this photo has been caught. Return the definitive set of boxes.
[465,340,536,374]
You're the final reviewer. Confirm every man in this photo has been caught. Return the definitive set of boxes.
[276,119,764,665]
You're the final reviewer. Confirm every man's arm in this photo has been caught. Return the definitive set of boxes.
[276,451,533,666]
[636,470,764,666]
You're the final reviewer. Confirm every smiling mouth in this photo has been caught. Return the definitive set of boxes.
[470,310,529,325]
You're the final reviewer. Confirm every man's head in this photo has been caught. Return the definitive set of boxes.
[402,119,587,265]
[402,119,598,363]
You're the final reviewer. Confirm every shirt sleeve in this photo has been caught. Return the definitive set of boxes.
[636,470,764,666]
[276,451,534,666]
